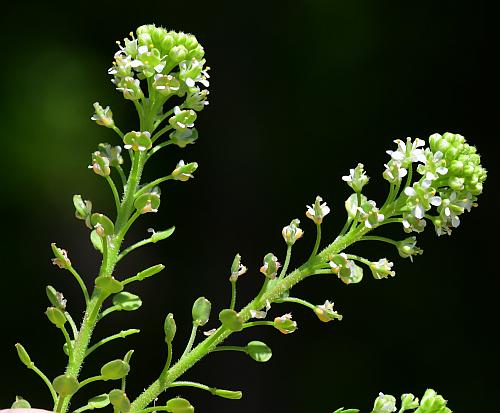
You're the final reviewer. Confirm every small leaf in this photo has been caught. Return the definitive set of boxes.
[166,397,194,413]
[136,264,165,281]
[192,297,211,326]
[246,341,272,362]
[101,359,130,380]
[212,389,242,400]
[91,213,115,236]
[91,230,103,252]
[149,226,175,242]
[11,396,31,409]
[53,374,79,396]
[95,276,123,294]
[218,309,243,332]
[88,394,110,409]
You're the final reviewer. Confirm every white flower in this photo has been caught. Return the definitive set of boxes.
[314,300,343,322]
[342,163,369,192]
[369,258,395,279]
[383,160,407,184]
[250,300,271,319]
[386,137,426,167]
[306,196,330,224]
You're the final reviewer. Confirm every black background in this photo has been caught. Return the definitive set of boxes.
[0,1,497,412]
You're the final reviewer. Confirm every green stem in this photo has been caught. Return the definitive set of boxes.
[30,364,58,405]
[106,175,121,214]
[181,325,199,358]
[147,141,174,159]
[278,245,292,280]
[112,126,124,139]
[210,345,247,353]
[276,296,316,311]
[242,321,275,329]
[129,218,371,412]
[64,311,78,339]
[55,396,66,413]
[346,254,371,266]
[165,342,173,372]
[117,211,141,241]
[116,165,127,188]
[61,325,74,362]
[151,125,173,143]
[99,305,120,319]
[78,375,103,390]
[67,266,90,305]
[309,223,322,260]
[338,217,352,237]
[86,329,140,358]
[359,235,398,246]
[135,176,173,198]
[117,238,154,262]
[229,280,237,310]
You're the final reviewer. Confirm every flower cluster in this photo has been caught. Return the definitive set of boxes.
[388,133,486,236]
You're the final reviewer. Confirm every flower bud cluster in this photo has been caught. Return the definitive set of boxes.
[110,24,209,116]
[384,133,486,236]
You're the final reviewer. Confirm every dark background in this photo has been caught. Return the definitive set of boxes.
[0,1,497,412]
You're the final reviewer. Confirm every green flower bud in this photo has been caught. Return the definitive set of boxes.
[184,88,209,111]
[109,389,131,413]
[136,263,166,280]
[211,388,242,400]
[314,300,343,323]
[187,44,205,60]
[260,253,280,279]
[282,218,304,246]
[87,394,110,410]
[400,393,419,411]
[11,396,31,409]
[273,313,297,334]
[46,307,67,328]
[51,243,71,269]
[160,34,175,55]
[89,150,111,177]
[342,163,369,193]
[134,188,161,214]
[372,392,397,413]
[218,309,243,332]
[46,286,67,310]
[329,253,363,284]
[229,253,247,282]
[306,196,330,224]
[101,359,130,380]
[416,389,450,413]
[73,194,93,228]
[396,237,423,261]
[369,258,395,280]
[169,127,199,148]
[112,292,142,311]
[91,102,115,128]
[116,76,144,101]
[164,313,177,344]
[154,74,180,96]
[192,297,211,326]
[169,45,188,63]
[91,213,115,237]
[169,106,197,131]
[246,340,272,362]
[166,397,194,413]
[123,131,152,152]
[15,343,32,368]
[147,227,175,243]
[95,276,123,294]
[53,374,79,396]
[172,160,198,181]
[98,143,124,167]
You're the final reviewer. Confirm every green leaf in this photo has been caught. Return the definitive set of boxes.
[212,389,242,400]
[101,359,130,380]
[91,213,115,236]
[136,264,165,281]
[112,292,142,311]
[246,341,272,362]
